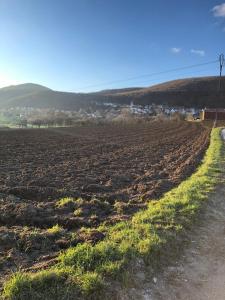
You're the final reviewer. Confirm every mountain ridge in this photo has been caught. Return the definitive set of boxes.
[0,76,225,109]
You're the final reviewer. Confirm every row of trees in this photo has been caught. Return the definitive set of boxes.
[17,117,75,128]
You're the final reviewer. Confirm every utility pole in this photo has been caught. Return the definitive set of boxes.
[219,53,225,93]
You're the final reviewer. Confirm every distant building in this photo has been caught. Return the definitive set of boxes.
[202,108,225,120]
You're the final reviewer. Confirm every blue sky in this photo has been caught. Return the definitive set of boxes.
[0,0,225,92]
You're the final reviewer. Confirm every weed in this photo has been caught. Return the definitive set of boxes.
[47,224,64,235]
[56,197,77,208]
[73,208,83,217]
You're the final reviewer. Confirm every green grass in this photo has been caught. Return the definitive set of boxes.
[73,208,83,217]
[47,224,64,235]
[55,197,77,208]
[2,128,223,300]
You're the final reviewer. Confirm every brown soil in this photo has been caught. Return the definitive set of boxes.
[0,120,210,287]
[116,179,225,300]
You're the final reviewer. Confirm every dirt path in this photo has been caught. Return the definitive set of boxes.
[119,132,225,300]
[146,183,225,300]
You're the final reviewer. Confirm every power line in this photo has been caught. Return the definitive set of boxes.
[79,59,218,90]
[128,66,218,87]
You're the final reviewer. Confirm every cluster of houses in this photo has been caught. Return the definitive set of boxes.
[0,102,221,128]
[101,101,200,118]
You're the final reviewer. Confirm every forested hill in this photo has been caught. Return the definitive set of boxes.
[0,76,225,109]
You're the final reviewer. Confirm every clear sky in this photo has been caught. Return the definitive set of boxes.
[0,0,225,92]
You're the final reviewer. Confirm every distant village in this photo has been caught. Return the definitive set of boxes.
[0,102,202,128]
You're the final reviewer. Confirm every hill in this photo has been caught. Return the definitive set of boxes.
[0,83,94,110]
[0,76,225,109]
[109,76,225,107]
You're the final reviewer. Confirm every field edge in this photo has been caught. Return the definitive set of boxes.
[2,127,223,300]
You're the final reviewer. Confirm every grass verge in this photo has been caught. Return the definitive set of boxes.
[2,128,223,300]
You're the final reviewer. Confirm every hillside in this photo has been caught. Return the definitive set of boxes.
[93,87,143,95]
[0,83,95,110]
[0,76,225,109]
[109,76,225,107]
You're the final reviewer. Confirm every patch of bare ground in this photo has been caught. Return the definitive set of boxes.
[0,121,210,288]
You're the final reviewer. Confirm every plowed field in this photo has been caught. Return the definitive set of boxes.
[0,120,210,285]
